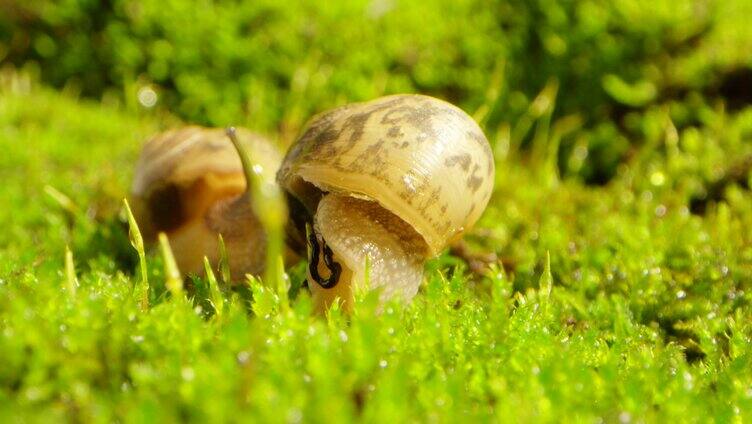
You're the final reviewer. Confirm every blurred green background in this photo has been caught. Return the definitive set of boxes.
[3,1,752,421]
[3,0,751,183]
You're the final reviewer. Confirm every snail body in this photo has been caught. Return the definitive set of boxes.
[131,126,282,280]
[278,94,495,311]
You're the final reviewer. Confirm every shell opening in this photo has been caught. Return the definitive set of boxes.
[146,183,185,233]
[143,173,246,238]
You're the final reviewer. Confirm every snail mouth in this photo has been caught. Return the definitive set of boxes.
[306,225,342,289]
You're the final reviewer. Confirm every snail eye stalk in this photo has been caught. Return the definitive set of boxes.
[306,224,342,289]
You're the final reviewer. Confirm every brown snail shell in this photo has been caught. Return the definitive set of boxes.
[131,126,282,280]
[278,94,495,311]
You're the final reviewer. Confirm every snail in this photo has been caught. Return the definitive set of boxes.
[130,126,284,281]
[277,94,495,311]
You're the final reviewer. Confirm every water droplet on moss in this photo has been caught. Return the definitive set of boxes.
[650,171,665,186]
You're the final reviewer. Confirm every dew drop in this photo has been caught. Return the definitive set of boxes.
[137,86,158,108]
[618,412,631,423]
[650,171,665,186]
[286,408,303,424]
[181,367,195,381]
[237,351,250,365]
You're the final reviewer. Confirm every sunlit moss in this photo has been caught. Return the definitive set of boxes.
[1,3,752,417]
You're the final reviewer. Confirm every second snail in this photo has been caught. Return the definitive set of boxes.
[130,126,293,281]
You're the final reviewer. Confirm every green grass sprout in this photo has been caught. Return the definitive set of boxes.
[226,127,288,301]
[123,198,149,309]
[44,185,80,217]
[539,250,553,299]
[203,256,223,318]
[64,245,78,296]
[3,2,752,418]
[217,234,231,285]
[158,232,183,298]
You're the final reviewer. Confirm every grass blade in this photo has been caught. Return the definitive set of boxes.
[539,250,553,318]
[45,185,80,216]
[226,127,289,306]
[158,232,183,298]
[217,234,231,285]
[204,256,224,318]
[539,250,553,299]
[123,198,149,310]
[64,245,78,296]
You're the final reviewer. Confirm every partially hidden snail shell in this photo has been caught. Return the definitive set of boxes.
[131,126,282,280]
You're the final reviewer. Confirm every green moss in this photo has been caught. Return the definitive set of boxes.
[1,0,752,419]
[1,67,751,420]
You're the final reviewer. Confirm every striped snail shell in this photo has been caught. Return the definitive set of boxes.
[277,94,494,311]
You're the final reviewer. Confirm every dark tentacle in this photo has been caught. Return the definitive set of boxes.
[307,228,342,289]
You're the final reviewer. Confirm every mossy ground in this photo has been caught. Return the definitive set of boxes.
[2,70,751,422]
[2,0,752,421]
